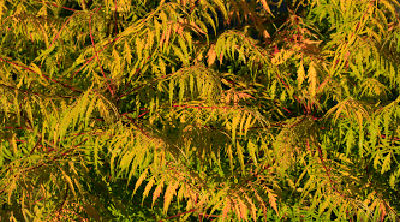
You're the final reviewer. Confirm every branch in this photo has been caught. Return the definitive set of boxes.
[88,14,115,97]
[0,57,82,93]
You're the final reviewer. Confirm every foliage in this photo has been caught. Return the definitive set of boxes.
[1,0,400,221]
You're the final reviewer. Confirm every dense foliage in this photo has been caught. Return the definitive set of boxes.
[1,0,400,221]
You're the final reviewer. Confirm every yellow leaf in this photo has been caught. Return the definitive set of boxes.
[222,199,231,218]
[340,0,346,12]
[302,39,323,45]
[213,0,228,19]
[119,151,134,171]
[297,59,305,89]
[308,61,317,97]
[248,140,258,165]
[164,25,172,51]
[152,180,164,206]
[318,198,331,216]
[380,0,396,16]
[239,111,247,137]
[237,142,245,172]
[143,176,155,202]
[30,63,49,85]
[10,133,18,154]
[245,194,257,221]
[61,170,76,197]
[244,113,252,137]
[7,179,16,205]
[389,174,395,189]
[163,181,180,213]
[125,41,132,64]
[381,153,391,174]
[136,37,143,61]
[232,111,240,142]
[134,169,148,193]
[197,51,203,61]
[355,110,363,131]
[238,198,247,219]
[227,144,234,170]
[0,0,5,18]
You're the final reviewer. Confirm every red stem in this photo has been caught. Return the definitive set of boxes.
[88,15,115,97]
[71,37,120,78]
[159,209,197,221]
[30,0,78,11]
[0,57,81,93]
[50,12,80,47]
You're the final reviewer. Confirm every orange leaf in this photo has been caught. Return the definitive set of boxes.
[267,189,279,216]
[207,44,216,65]
[260,0,272,14]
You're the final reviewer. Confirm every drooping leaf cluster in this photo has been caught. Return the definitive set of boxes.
[1,0,400,221]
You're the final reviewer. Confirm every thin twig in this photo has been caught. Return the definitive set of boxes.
[88,14,115,97]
